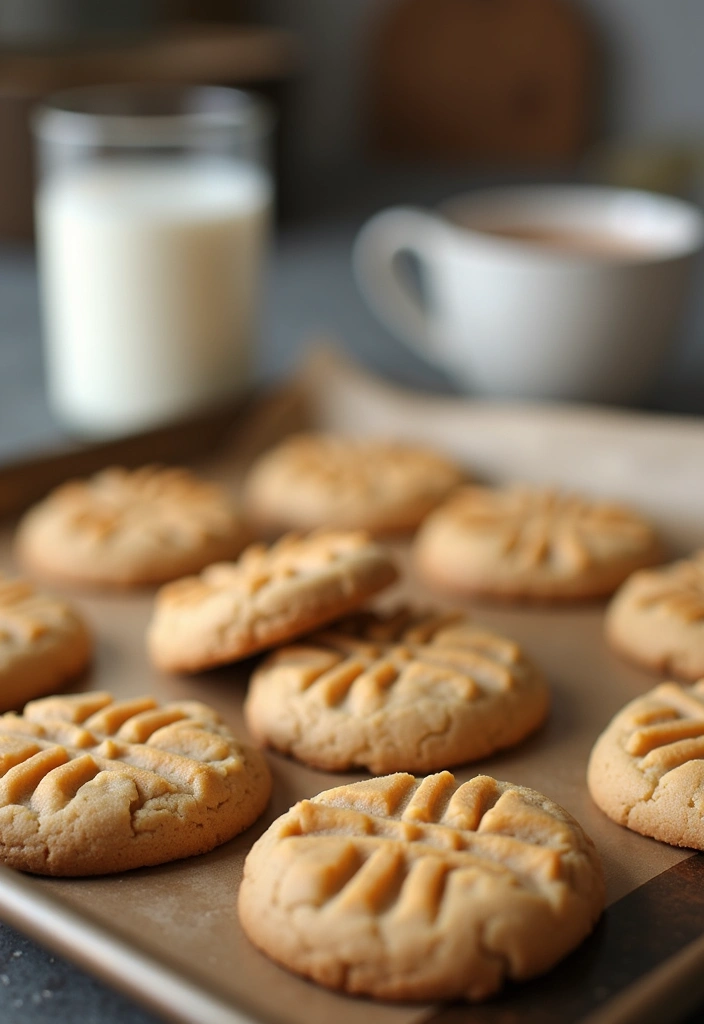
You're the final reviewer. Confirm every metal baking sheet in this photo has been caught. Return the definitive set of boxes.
[0,346,703,1024]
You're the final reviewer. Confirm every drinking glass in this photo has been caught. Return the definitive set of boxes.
[33,84,273,437]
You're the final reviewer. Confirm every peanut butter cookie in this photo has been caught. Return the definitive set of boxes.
[0,691,271,875]
[414,485,661,601]
[244,432,465,535]
[588,679,704,849]
[244,606,548,773]
[16,465,248,588]
[0,575,91,712]
[148,531,398,673]
[606,552,704,679]
[239,771,604,1001]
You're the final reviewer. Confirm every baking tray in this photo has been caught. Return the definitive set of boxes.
[1,346,704,1024]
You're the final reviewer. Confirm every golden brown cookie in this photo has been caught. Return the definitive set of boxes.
[148,531,399,674]
[588,679,704,849]
[239,771,604,1001]
[606,552,704,679]
[414,485,662,601]
[0,691,271,875]
[0,575,91,712]
[244,606,548,773]
[243,432,465,535]
[15,465,248,588]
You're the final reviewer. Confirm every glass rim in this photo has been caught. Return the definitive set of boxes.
[32,83,274,148]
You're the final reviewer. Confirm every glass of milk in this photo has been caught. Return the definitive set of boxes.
[33,84,273,437]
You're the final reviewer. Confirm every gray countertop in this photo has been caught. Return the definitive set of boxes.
[1,178,704,1022]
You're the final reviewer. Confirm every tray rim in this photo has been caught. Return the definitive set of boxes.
[0,864,261,1024]
[2,359,704,1024]
[2,856,704,1024]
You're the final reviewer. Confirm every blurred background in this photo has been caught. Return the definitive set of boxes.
[2,0,704,463]
[0,0,703,403]
[3,0,704,223]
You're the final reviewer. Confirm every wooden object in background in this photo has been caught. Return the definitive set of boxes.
[368,0,594,165]
[0,23,297,239]
[0,90,35,239]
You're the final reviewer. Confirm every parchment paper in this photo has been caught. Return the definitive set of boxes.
[0,345,703,1024]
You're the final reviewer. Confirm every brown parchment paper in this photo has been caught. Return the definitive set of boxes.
[0,345,703,1024]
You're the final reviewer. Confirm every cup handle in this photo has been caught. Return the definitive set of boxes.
[352,206,448,363]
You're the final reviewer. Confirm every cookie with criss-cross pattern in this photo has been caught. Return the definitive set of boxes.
[0,575,91,712]
[606,552,704,680]
[244,606,548,773]
[244,432,465,535]
[148,531,398,674]
[588,678,704,849]
[0,691,270,875]
[15,465,248,588]
[414,485,662,601]
[239,771,604,1001]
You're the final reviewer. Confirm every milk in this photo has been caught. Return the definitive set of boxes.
[36,160,272,436]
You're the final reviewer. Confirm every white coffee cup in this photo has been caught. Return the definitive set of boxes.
[353,186,704,403]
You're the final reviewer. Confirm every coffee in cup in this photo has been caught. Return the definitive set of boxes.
[353,186,704,403]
